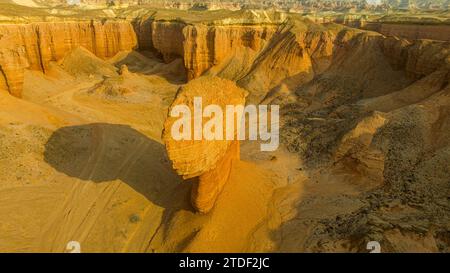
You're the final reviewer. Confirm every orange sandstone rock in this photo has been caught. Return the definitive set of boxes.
[0,21,137,97]
[151,21,186,63]
[162,76,246,213]
[182,24,277,80]
[191,140,240,213]
[365,23,450,42]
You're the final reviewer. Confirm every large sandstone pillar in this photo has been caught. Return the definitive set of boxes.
[162,76,247,213]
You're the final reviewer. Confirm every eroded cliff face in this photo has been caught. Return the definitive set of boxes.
[146,20,339,102]
[143,20,280,81]
[381,36,450,79]
[179,23,450,103]
[151,21,186,63]
[1,16,450,104]
[0,21,137,97]
[365,23,450,42]
[0,10,449,252]
[148,20,448,103]
[162,76,246,213]
[235,23,338,103]
[182,24,278,80]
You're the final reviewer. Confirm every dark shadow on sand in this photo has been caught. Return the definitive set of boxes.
[112,49,187,85]
[44,123,192,211]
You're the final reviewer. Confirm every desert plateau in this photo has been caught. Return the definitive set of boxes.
[0,0,449,253]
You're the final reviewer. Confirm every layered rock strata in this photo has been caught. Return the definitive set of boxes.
[364,23,450,42]
[151,20,449,103]
[2,16,450,101]
[162,76,246,213]
[0,21,137,97]
[380,36,450,79]
[182,24,278,80]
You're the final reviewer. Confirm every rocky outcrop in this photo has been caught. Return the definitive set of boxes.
[0,20,137,97]
[235,23,337,103]
[132,17,154,51]
[0,45,30,97]
[191,140,240,213]
[162,76,246,213]
[151,21,186,62]
[182,24,278,80]
[146,21,280,80]
[148,20,340,102]
[2,15,449,100]
[148,20,449,103]
[0,24,36,97]
[364,23,450,42]
[380,36,450,79]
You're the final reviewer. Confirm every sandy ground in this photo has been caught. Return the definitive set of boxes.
[0,48,285,252]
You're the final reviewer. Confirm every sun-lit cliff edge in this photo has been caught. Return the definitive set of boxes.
[1,7,449,100]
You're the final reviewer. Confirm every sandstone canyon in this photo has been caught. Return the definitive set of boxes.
[0,2,449,253]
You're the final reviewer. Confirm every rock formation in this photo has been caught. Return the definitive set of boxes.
[0,4,449,252]
[162,76,246,213]
[182,24,278,80]
[364,23,450,41]
[152,21,186,63]
[119,64,129,75]
[145,19,338,102]
[0,21,137,97]
[2,7,449,99]
[380,36,450,79]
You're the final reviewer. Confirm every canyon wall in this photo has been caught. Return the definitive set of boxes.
[174,22,449,103]
[2,17,450,99]
[0,16,281,97]
[364,23,450,42]
[140,19,282,81]
[307,16,450,42]
[151,21,186,62]
[235,24,337,102]
[182,24,278,80]
[380,36,450,79]
[0,21,137,97]
[148,20,340,102]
